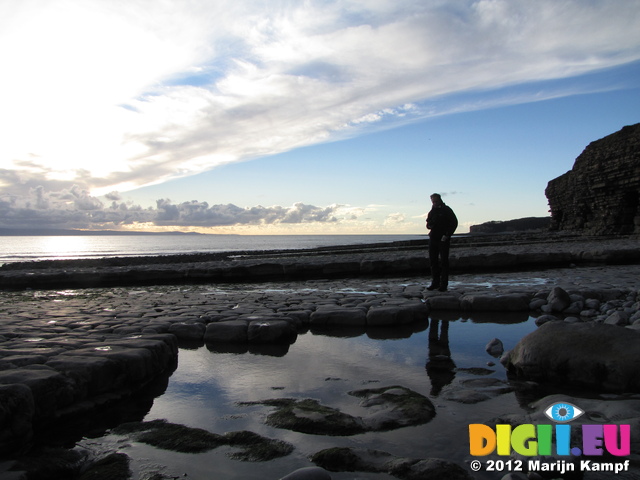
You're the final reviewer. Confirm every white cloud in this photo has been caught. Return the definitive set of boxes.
[1,0,639,198]
[0,186,344,230]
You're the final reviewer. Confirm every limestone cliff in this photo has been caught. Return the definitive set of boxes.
[545,123,640,235]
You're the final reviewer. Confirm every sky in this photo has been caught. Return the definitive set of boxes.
[1,0,639,235]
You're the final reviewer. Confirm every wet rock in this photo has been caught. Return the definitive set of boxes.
[425,295,460,310]
[443,389,492,404]
[248,320,297,344]
[503,321,640,392]
[485,338,504,356]
[366,302,427,326]
[241,385,435,436]
[563,300,584,315]
[605,310,629,326]
[0,365,76,418]
[534,314,557,326]
[309,306,367,326]
[280,466,332,480]
[167,321,206,340]
[547,287,571,312]
[223,430,295,461]
[563,316,582,323]
[45,355,122,398]
[311,447,472,480]
[112,419,293,461]
[585,298,601,310]
[0,384,34,455]
[64,345,157,387]
[203,320,248,343]
[278,310,311,326]
[529,298,547,310]
[244,398,366,436]
[8,447,89,480]
[461,294,530,311]
[349,385,436,431]
[77,452,131,480]
[579,308,598,318]
[443,377,513,404]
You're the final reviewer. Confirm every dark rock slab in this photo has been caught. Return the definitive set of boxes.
[461,293,531,311]
[0,335,178,456]
[204,320,249,343]
[309,306,367,326]
[247,320,297,344]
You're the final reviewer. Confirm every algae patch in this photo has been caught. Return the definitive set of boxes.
[112,419,293,461]
[239,385,435,436]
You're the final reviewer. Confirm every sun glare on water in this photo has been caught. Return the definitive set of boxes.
[42,236,93,259]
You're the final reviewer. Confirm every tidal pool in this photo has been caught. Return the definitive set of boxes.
[89,311,544,480]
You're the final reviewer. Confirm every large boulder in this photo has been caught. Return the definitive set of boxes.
[502,322,640,392]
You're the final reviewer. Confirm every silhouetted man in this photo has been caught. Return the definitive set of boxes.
[426,193,458,291]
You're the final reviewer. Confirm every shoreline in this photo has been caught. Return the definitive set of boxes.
[1,233,639,290]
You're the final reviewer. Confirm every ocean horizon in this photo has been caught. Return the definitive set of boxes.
[0,234,426,265]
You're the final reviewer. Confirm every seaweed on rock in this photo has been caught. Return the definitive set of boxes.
[111,419,293,461]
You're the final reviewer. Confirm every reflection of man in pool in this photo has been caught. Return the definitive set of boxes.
[426,193,458,292]
[425,316,456,396]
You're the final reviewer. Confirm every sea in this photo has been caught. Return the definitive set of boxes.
[0,234,425,265]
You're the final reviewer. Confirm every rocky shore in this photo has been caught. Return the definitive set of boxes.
[1,233,639,290]
[1,233,639,479]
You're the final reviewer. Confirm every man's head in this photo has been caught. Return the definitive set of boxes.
[430,193,443,205]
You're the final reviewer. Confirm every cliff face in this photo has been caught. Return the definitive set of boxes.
[545,123,640,235]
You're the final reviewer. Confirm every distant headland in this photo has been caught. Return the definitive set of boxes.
[0,228,209,236]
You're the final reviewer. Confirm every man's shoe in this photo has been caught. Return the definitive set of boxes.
[438,286,448,292]
[427,284,440,291]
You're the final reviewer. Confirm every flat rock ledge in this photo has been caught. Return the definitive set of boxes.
[2,272,639,457]
[0,333,178,456]
[1,235,639,290]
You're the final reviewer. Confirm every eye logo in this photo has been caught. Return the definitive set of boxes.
[544,402,584,423]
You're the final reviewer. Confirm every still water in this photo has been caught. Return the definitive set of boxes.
[0,234,423,264]
[87,312,540,480]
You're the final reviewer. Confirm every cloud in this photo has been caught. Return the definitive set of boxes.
[1,0,639,197]
[0,186,341,230]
